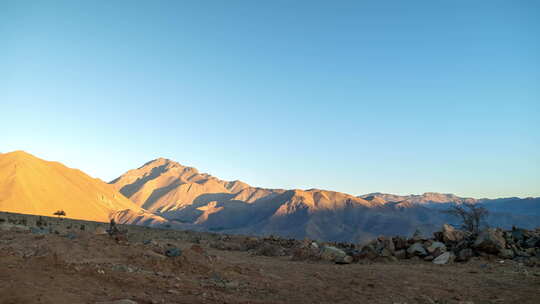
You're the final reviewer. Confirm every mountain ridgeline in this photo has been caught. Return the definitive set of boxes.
[110,158,540,242]
[0,151,538,243]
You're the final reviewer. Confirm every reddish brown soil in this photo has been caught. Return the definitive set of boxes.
[1,220,540,304]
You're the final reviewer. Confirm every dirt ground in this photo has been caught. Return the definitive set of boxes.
[1,214,539,304]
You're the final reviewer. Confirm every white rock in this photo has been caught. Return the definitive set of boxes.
[427,242,446,254]
[433,252,454,265]
[407,242,427,256]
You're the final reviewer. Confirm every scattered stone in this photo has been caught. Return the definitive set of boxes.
[426,241,446,254]
[320,246,348,262]
[64,232,77,240]
[114,264,135,273]
[224,281,240,289]
[30,227,49,235]
[433,252,454,265]
[442,224,465,243]
[335,255,353,264]
[165,247,182,257]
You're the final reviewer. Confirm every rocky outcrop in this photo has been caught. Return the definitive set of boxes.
[351,225,540,266]
[442,224,468,243]
[473,228,506,254]
[433,252,455,265]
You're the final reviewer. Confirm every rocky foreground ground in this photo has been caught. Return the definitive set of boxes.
[1,212,539,304]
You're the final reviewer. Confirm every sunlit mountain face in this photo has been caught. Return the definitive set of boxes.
[110,157,540,242]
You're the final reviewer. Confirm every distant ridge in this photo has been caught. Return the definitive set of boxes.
[359,192,477,205]
[111,157,540,242]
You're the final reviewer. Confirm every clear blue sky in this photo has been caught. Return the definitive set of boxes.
[1,1,539,198]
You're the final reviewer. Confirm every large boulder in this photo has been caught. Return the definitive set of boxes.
[393,236,408,250]
[358,244,379,260]
[426,242,446,255]
[433,252,455,265]
[165,247,182,257]
[292,245,321,261]
[407,242,427,257]
[372,237,395,257]
[474,229,506,254]
[320,246,349,263]
[335,255,353,264]
[377,237,395,255]
[442,224,466,243]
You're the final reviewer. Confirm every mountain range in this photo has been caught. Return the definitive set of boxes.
[109,157,540,242]
[1,150,539,242]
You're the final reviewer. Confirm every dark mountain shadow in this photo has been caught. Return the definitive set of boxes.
[481,197,540,217]
[193,193,236,205]
[118,164,171,198]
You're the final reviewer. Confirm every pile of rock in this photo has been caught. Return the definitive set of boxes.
[206,225,540,266]
[352,224,540,266]
[290,240,357,264]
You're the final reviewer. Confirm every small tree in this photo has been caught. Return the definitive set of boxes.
[53,210,66,219]
[442,203,488,234]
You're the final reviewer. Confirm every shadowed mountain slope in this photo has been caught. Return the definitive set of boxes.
[112,158,540,242]
[111,158,253,213]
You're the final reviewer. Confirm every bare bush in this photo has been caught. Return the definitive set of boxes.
[442,203,489,234]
